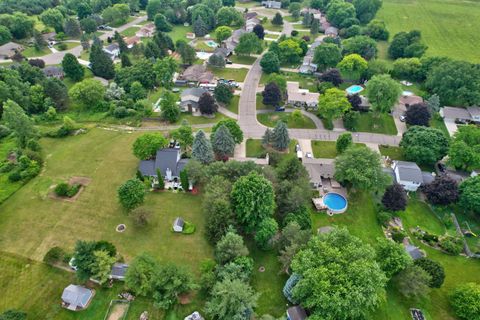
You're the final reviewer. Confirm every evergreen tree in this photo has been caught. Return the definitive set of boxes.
[272,12,283,25]
[302,13,312,27]
[193,17,209,37]
[33,30,47,50]
[144,41,162,59]
[114,31,128,53]
[310,19,320,35]
[62,53,84,82]
[262,128,273,146]
[89,41,115,79]
[120,53,132,67]
[63,18,82,38]
[212,124,235,160]
[192,130,214,164]
[272,121,290,151]
[156,168,165,189]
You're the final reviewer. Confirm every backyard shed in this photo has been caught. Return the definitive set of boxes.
[173,217,184,232]
[61,284,94,311]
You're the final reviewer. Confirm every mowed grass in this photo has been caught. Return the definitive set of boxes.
[120,26,140,37]
[379,145,406,160]
[225,95,240,114]
[207,66,249,82]
[257,112,317,129]
[377,0,480,62]
[352,112,398,135]
[167,25,193,43]
[311,141,366,158]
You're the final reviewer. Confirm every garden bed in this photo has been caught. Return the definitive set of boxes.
[104,300,130,320]
[49,176,91,202]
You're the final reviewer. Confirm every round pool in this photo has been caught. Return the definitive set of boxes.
[323,193,348,214]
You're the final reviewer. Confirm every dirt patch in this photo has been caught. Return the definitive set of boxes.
[178,292,194,305]
[48,176,92,202]
[107,303,128,320]
[69,176,92,186]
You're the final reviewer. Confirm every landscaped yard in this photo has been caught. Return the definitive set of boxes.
[229,54,257,65]
[377,0,480,62]
[120,26,140,37]
[351,112,398,135]
[207,66,249,82]
[225,95,240,114]
[379,145,406,160]
[166,25,193,43]
[257,112,316,129]
[261,20,283,32]
[260,71,318,92]
[22,46,51,58]
[311,140,366,158]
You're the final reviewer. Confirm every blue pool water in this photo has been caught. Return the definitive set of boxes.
[323,193,348,212]
[346,85,364,95]
[205,40,218,48]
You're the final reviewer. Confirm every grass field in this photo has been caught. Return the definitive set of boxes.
[22,46,51,58]
[120,26,140,37]
[376,0,480,62]
[229,55,257,65]
[207,66,249,82]
[225,95,240,114]
[351,112,398,135]
[54,42,78,51]
[311,141,366,158]
[257,112,317,129]
[166,25,193,43]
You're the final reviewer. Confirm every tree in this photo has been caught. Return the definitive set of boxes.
[335,146,389,191]
[262,82,282,106]
[63,17,81,38]
[272,121,290,151]
[450,283,480,320]
[129,81,146,101]
[425,60,480,106]
[89,41,115,79]
[43,78,68,110]
[0,26,12,46]
[72,240,116,282]
[448,126,480,170]
[118,178,146,210]
[205,279,258,319]
[212,119,243,144]
[176,40,197,65]
[353,0,382,24]
[154,57,177,88]
[160,91,180,122]
[33,30,47,51]
[459,176,480,215]
[426,94,440,113]
[91,250,116,284]
[337,54,367,81]
[272,12,283,25]
[133,133,168,160]
[392,58,422,82]
[192,130,214,164]
[260,52,280,74]
[278,38,304,64]
[375,238,412,278]
[0,13,34,39]
[102,4,130,26]
[198,92,218,115]
[2,100,37,148]
[252,24,265,39]
[215,231,249,264]
[62,53,84,82]
[291,228,387,319]
[342,35,377,60]
[69,78,105,109]
[388,30,427,59]
[317,88,351,122]
[313,43,342,72]
[193,17,209,37]
[366,74,402,113]
[365,19,389,40]
[235,32,263,56]
[204,177,235,243]
[327,0,357,28]
[214,83,233,104]
[382,183,407,211]
[146,0,162,20]
[114,31,128,54]
[336,132,352,153]
[171,120,194,151]
[254,217,278,249]
[320,68,343,86]
[215,26,232,42]
[216,7,244,27]
[154,13,171,32]
[0,310,27,320]
[422,175,459,205]
[400,126,449,165]
[208,54,226,68]
[395,265,431,298]
[231,172,275,233]
[80,17,97,34]
[212,124,235,160]
[414,258,445,288]
[289,3,302,19]
[40,8,64,32]
[125,253,159,296]
[150,264,196,309]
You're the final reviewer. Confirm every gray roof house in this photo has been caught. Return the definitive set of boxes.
[110,263,128,280]
[223,29,246,52]
[0,42,23,59]
[391,161,434,192]
[299,39,322,74]
[103,43,120,60]
[262,0,282,8]
[42,66,64,79]
[325,26,339,37]
[287,306,308,320]
[179,64,214,84]
[286,81,320,108]
[440,106,480,123]
[302,158,335,188]
[138,148,189,181]
[61,285,94,311]
[173,217,184,232]
[180,87,208,113]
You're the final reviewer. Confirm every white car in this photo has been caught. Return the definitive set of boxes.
[305,152,313,158]
[400,115,406,122]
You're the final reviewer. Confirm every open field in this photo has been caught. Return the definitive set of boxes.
[257,112,317,129]
[377,0,480,62]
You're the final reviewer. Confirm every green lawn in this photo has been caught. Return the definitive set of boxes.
[256,94,270,110]
[430,113,450,137]
[229,55,257,65]
[246,139,267,158]
[257,112,317,129]
[260,71,318,92]
[235,1,259,8]
[225,95,240,114]
[166,25,193,43]
[54,42,79,51]
[120,26,140,37]
[22,46,51,58]
[207,66,249,82]
[379,145,406,160]
[311,140,367,158]
[377,0,480,62]
[284,16,300,22]
[261,20,283,32]
[352,112,398,135]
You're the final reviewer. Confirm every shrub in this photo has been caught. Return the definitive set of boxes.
[67,184,81,197]
[57,42,68,50]
[291,30,298,36]
[391,228,406,243]
[0,125,11,139]
[450,283,480,320]
[182,221,196,234]
[26,139,41,151]
[54,182,70,197]
[113,106,129,118]
[376,211,393,226]
[414,258,445,288]
[8,171,22,182]
[439,236,463,255]
[43,246,66,264]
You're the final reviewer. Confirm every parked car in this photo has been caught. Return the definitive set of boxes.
[226,59,233,64]
[400,115,406,122]
[305,152,313,158]
[295,144,301,152]
[275,106,285,112]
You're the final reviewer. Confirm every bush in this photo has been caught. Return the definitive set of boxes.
[376,211,393,226]
[43,246,66,264]
[439,236,463,255]
[8,171,22,182]
[291,30,298,36]
[26,139,41,152]
[391,229,406,243]
[54,182,70,197]
[113,106,129,118]
[450,283,480,320]
[182,221,196,234]
[414,257,445,288]
[67,184,81,197]
[422,232,439,244]
[57,42,68,50]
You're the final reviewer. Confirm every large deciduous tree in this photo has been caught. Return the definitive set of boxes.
[422,175,459,206]
[366,74,402,113]
[459,176,480,215]
[336,132,352,153]
[69,78,106,109]
[132,133,168,160]
[337,53,367,81]
[235,32,263,56]
[335,146,390,191]
[231,172,275,233]
[313,43,342,72]
[353,0,382,24]
[400,126,449,165]
[342,35,377,60]
[2,100,38,148]
[214,83,233,104]
[198,92,218,115]
[448,125,480,170]
[450,282,480,320]
[215,25,232,42]
[405,103,431,126]
[291,228,387,319]
[214,230,249,264]
[317,88,351,122]
[375,238,412,279]
[118,178,146,210]
[395,265,431,298]
[160,91,180,123]
[262,82,282,106]
[260,51,280,74]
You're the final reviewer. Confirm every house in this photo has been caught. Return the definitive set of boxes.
[186,32,196,40]
[213,47,232,59]
[440,106,480,124]
[245,17,261,32]
[110,263,128,280]
[61,285,94,311]
[392,161,434,192]
[245,12,258,20]
[287,306,308,320]
[178,64,214,84]
[223,29,246,53]
[124,36,140,48]
[299,39,322,74]
[42,66,64,79]
[300,8,321,16]
[398,93,423,108]
[42,31,57,44]
[103,43,120,60]
[184,312,204,320]
[325,26,339,37]
[302,157,335,188]
[139,147,189,181]
[286,82,320,108]
[136,23,155,37]
[262,0,282,8]
[180,87,208,113]
[173,217,184,232]
[0,42,23,59]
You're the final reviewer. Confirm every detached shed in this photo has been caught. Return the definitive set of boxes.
[173,217,184,232]
[61,284,94,311]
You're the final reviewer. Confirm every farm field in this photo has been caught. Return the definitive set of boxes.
[377,0,480,62]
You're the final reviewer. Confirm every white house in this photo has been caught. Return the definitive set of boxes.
[392,161,433,192]
[103,43,120,60]
[173,217,184,232]
[262,0,282,9]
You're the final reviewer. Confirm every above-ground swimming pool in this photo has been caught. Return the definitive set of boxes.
[345,85,364,95]
[205,40,218,48]
[323,193,348,214]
